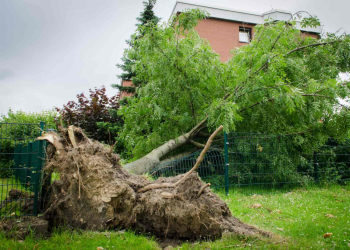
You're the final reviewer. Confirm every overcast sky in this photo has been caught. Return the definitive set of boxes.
[0,0,349,115]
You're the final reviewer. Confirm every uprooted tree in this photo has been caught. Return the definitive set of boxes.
[38,125,270,239]
[35,9,350,240]
[118,9,350,175]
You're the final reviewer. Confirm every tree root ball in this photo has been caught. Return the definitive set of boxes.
[42,127,269,240]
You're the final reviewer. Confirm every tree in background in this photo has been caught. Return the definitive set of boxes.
[112,0,160,96]
[56,86,123,149]
[118,9,350,175]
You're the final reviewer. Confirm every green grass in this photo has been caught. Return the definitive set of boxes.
[1,177,33,201]
[1,185,350,250]
[1,178,22,202]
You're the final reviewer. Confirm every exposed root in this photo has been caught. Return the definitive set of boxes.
[37,125,270,240]
[198,183,211,196]
[68,125,78,148]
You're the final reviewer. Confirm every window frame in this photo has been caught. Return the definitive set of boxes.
[239,27,252,43]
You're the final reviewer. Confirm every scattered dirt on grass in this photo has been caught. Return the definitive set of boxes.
[0,217,48,239]
[41,127,271,241]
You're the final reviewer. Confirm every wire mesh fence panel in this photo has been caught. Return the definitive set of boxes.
[149,132,350,195]
[0,122,50,218]
[226,133,350,195]
[150,146,226,190]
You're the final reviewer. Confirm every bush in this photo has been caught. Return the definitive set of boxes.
[56,86,125,152]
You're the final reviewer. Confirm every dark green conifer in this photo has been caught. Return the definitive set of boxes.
[113,0,160,95]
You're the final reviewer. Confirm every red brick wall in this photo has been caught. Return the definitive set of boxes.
[301,31,319,39]
[195,18,319,62]
[195,18,255,62]
[119,80,134,99]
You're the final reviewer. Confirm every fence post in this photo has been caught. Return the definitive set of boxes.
[14,144,21,169]
[25,142,33,188]
[314,152,319,183]
[40,122,51,210]
[224,132,229,195]
[33,122,45,216]
[15,143,22,181]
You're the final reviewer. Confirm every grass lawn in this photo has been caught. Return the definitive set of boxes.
[1,185,350,250]
[1,177,33,201]
[0,178,24,202]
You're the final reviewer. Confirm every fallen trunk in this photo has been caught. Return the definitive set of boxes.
[38,126,269,240]
[123,118,207,175]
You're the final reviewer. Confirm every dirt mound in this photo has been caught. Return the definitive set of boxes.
[41,126,269,240]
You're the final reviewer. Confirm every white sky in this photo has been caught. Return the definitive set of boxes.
[0,0,349,115]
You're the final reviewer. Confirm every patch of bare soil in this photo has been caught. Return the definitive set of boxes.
[0,216,48,239]
[41,126,270,241]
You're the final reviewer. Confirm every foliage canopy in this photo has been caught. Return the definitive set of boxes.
[118,9,350,159]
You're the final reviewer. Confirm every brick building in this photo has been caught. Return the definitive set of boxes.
[119,1,321,98]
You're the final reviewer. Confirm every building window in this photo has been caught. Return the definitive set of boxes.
[239,27,251,43]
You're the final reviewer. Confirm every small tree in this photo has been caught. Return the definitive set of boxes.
[112,0,160,96]
[56,86,122,144]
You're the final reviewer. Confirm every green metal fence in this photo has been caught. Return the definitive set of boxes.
[150,132,350,195]
[0,122,52,218]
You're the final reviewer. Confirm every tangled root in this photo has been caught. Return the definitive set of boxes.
[40,126,270,240]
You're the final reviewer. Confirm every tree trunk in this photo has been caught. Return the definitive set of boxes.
[124,118,207,175]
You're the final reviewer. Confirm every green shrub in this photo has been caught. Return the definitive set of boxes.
[0,109,56,178]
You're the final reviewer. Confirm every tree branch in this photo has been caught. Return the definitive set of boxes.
[189,139,206,148]
[233,40,337,98]
[236,83,291,100]
[150,36,197,120]
[137,125,223,193]
[239,92,350,114]
[286,41,336,55]
[239,98,275,113]
[314,81,350,94]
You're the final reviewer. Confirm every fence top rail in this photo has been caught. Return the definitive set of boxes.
[0,122,42,126]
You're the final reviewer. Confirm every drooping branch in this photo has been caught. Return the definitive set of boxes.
[235,83,292,100]
[137,125,223,192]
[239,98,276,113]
[189,139,206,148]
[239,92,350,114]
[151,36,197,120]
[286,41,336,55]
[314,81,350,94]
[233,41,338,97]
[159,151,195,164]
